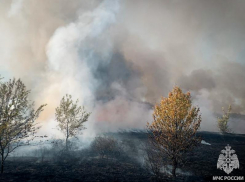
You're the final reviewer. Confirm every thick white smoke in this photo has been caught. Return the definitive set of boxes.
[40,0,152,138]
[0,0,245,137]
[40,0,124,138]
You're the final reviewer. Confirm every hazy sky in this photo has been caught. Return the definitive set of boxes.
[0,0,245,137]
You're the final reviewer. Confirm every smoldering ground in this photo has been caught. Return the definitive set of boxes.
[0,0,245,138]
[3,131,245,182]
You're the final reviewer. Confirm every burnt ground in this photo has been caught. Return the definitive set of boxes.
[0,131,244,182]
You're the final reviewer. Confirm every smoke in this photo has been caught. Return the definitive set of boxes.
[0,0,245,136]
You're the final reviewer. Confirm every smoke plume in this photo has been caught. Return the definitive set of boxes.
[0,0,245,136]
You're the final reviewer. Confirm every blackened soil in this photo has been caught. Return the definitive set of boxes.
[185,132,245,181]
[0,131,244,182]
[0,158,150,182]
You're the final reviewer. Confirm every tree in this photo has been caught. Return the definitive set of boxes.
[147,86,202,177]
[217,105,232,134]
[0,78,46,173]
[55,94,90,151]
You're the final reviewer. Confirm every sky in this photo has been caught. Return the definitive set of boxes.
[0,0,245,138]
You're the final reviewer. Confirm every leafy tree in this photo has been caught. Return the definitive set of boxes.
[0,78,46,173]
[147,86,202,177]
[217,105,232,134]
[55,94,90,151]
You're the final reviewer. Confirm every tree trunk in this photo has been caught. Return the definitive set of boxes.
[1,163,3,174]
[66,122,69,151]
[1,154,4,174]
[172,160,177,178]
[65,137,68,151]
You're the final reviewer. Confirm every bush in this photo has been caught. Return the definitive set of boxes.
[90,136,121,159]
[33,146,50,162]
[121,139,138,156]
[50,139,78,163]
[144,142,167,181]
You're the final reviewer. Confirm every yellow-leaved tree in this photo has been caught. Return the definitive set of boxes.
[217,105,232,134]
[147,86,202,177]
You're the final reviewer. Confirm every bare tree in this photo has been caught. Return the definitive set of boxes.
[144,141,165,181]
[0,78,46,173]
[55,94,90,151]
[147,87,202,177]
